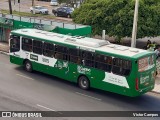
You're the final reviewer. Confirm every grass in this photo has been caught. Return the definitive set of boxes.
[0,9,55,19]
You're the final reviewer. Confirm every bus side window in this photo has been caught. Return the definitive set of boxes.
[43,42,54,58]
[22,38,32,52]
[69,48,80,64]
[10,35,20,52]
[81,51,94,67]
[122,60,131,76]
[54,45,68,60]
[112,58,131,76]
[33,40,43,55]
[95,54,112,72]
[112,58,121,75]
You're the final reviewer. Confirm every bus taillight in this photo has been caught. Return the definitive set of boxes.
[136,78,139,90]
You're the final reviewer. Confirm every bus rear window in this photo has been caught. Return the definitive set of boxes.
[138,55,154,72]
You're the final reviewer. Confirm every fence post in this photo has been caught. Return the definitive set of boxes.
[102,30,106,40]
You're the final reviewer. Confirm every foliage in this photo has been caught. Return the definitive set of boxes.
[72,0,160,41]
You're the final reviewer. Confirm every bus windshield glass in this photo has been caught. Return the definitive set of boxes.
[138,55,154,72]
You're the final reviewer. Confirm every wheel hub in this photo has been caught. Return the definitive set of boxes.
[81,79,87,88]
[26,63,31,70]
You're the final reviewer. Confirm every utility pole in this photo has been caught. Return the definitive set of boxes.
[102,30,106,40]
[18,0,20,14]
[131,0,139,48]
[8,0,12,14]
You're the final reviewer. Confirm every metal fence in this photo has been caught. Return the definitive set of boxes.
[0,13,87,29]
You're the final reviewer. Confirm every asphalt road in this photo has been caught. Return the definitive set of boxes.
[0,53,160,120]
[0,0,54,14]
[0,0,72,22]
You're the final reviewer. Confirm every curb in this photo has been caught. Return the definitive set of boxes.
[150,83,160,94]
[0,51,9,55]
[150,90,160,94]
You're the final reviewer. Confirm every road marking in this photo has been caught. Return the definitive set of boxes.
[37,104,56,111]
[75,92,101,101]
[16,74,34,80]
[37,104,62,114]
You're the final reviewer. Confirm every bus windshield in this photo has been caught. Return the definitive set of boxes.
[138,55,154,72]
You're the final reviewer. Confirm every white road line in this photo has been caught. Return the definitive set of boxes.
[37,104,56,111]
[75,92,101,101]
[16,74,34,80]
[37,104,62,114]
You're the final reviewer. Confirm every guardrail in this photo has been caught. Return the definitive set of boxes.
[0,13,86,29]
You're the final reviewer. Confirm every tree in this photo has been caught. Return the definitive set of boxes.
[72,0,160,42]
[8,0,12,14]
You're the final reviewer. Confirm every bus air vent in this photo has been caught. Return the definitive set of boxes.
[71,36,76,38]
[35,30,41,33]
[21,29,28,32]
[107,44,115,48]
[65,38,77,43]
[129,49,139,53]
[58,35,64,38]
[77,37,82,39]
[66,38,110,48]
[50,34,64,38]
[41,31,48,34]
[115,46,129,51]
[46,33,53,36]
[81,36,85,38]
[76,36,85,39]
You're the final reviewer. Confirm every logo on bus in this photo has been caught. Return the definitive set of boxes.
[77,66,91,75]
[140,75,149,84]
[55,61,69,69]
[42,58,49,63]
[30,54,38,61]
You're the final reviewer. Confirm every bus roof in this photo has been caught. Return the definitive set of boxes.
[11,29,153,58]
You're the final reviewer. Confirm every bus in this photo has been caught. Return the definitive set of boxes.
[9,28,156,97]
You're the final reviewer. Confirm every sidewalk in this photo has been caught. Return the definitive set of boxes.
[0,42,9,52]
[152,75,160,94]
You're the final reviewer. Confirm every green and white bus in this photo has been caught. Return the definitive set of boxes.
[9,28,156,97]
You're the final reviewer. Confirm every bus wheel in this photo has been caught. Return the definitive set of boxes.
[24,60,32,72]
[78,76,90,90]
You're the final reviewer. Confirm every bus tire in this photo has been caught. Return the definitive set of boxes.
[78,76,90,90]
[24,60,32,72]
